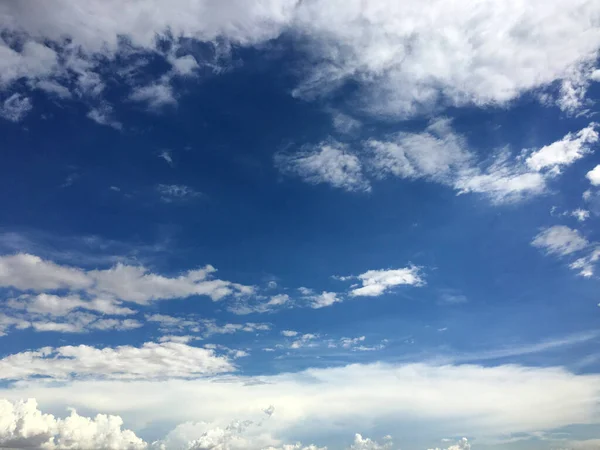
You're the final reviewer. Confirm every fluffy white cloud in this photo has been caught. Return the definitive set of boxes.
[0,0,599,120]
[4,362,600,446]
[532,226,589,256]
[348,434,393,450]
[367,118,471,184]
[525,123,599,173]
[0,254,91,291]
[0,312,142,335]
[306,291,341,309]
[348,266,423,297]
[292,0,600,117]
[571,209,590,222]
[0,341,235,381]
[0,398,146,450]
[275,142,371,192]
[281,330,299,337]
[586,164,600,185]
[87,103,122,130]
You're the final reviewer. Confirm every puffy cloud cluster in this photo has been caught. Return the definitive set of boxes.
[277,120,600,204]
[347,266,424,297]
[0,398,145,449]
[0,0,598,123]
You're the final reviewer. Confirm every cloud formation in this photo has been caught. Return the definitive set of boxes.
[0,398,145,450]
[0,341,235,382]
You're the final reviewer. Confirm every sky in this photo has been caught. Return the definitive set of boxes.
[0,1,600,449]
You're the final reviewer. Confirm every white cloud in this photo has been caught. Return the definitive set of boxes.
[349,434,393,450]
[281,330,299,337]
[0,93,32,122]
[0,341,234,382]
[87,103,122,130]
[0,398,146,450]
[130,80,177,110]
[570,247,600,278]
[34,80,72,99]
[306,291,341,309]
[331,111,361,134]
[367,118,471,184]
[532,226,589,256]
[428,438,471,450]
[0,254,91,291]
[571,209,590,222]
[229,293,291,315]
[586,164,600,185]
[275,142,371,192]
[290,334,319,349]
[7,293,135,316]
[525,123,599,173]
[348,266,423,297]
[291,0,600,117]
[156,184,203,202]
[158,150,174,166]
[0,0,598,121]
[4,362,600,445]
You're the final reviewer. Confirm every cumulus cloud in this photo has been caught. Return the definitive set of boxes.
[291,0,600,117]
[525,123,599,173]
[349,434,393,450]
[532,226,589,256]
[275,142,371,192]
[347,266,424,297]
[0,341,235,382]
[305,291,342,309]
[0,398,146,450]
[586,164,600,185]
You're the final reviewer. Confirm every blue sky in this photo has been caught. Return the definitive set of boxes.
[1,1,600,449]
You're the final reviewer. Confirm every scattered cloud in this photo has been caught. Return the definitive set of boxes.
[0,93,32,122]
[524,123,598,173]
[276,142,371,192]
[586,164,600,185]
[346,266,424,297]
[281,330,298,337]
[129,79,177,110]
[229,293,292,315]
[87,103,122,130]
[532,226,589,256]
[158,150,174,166]
[571,209,590,222]
[156,184,203,202]
[305,291,342,309]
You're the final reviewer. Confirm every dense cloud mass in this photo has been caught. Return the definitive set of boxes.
[0,0,599,119]
[0,399,146,450]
